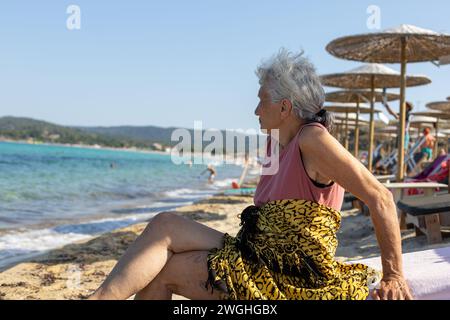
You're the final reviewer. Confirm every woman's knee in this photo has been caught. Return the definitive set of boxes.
[143,211,224,253]
[145,212,178,234]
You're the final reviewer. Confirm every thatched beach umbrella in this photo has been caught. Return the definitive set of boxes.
[333,113,370,141]
[326,24,450,181]
[325,102,376,151]
[326,89,399,157]
[334,119,370,141]
[377,125,401,133]
[426,101,450,113]
[321,63,430,172]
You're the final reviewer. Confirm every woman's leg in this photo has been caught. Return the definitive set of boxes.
[89,212,225,300]
[135,250,224,300]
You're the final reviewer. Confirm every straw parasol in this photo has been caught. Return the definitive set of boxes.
[321,64,430,89]
[326,24,450,181]
[333,114,370,140]
[320,63,430,172]
[333,119,370,141]
[325,102,377,152]
[325,89,399,157]
[377,126,400,134]
[426,101,450,113]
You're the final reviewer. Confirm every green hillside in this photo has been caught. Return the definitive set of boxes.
[0,117,149,149]
[0,116,260,153]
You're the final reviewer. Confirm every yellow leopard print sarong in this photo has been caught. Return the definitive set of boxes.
[205,199,381,300]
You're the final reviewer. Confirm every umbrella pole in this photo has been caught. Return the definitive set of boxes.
[354,98,360,158]
[368,77,375,172]
[397,37,407,182]
[345,112,349,150]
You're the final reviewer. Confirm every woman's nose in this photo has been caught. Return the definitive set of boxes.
[254,103,260,116]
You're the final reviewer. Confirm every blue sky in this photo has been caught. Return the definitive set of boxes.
[0,1,449,130]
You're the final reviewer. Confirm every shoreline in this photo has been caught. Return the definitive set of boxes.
[0,138,169,156]
[0,139,257,165]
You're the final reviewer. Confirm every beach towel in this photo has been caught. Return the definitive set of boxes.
[205,199,381,300]
[406,163,449,196]
[410,154,448,180]
[353,246,450,300]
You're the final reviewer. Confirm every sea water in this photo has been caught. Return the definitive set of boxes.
[0,141,245,269]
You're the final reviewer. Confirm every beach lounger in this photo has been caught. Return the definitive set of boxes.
[389,136,426,174]
[376,148,397,173]
[377,136,426,175]
[352,245,450,299]
[397,194,450,244]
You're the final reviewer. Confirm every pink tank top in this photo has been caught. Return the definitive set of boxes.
[254,123,345,211]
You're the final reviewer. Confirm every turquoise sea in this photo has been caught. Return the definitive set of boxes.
[0,141,246,269]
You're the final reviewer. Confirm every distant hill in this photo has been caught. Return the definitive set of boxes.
[0,117,148,149]
[0,117,260,153]
[76,125,260,153]
[75,125,178,146]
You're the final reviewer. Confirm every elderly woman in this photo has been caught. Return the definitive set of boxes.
[89,49,412,300]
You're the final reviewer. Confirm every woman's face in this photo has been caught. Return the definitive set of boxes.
[254,86,283,132]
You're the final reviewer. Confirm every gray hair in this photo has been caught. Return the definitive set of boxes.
[256,48,333,131]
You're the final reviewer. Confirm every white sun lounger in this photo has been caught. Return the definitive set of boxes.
[351,245,450,300]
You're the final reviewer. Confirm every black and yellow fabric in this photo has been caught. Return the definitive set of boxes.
[205,199,382,300]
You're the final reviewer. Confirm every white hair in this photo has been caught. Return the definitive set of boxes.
[256,48,333,130]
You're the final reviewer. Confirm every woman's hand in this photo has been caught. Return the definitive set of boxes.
[371,276,414,300]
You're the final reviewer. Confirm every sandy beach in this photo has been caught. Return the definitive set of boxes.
[1,191,450,300]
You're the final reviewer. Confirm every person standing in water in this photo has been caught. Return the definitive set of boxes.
[200,164,216,183]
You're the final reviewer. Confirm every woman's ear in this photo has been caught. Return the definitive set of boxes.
[280,99,293,114]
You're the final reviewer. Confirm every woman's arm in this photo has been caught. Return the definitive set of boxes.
[299,126,413,300]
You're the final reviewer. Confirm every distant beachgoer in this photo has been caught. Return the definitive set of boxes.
[420,127,436,160]
[200,164,216,183]
[382,98,413,151]
[110,162,117,169]
[89,49,411,301]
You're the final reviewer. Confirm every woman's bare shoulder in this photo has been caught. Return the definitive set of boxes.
[297,124,328,149]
